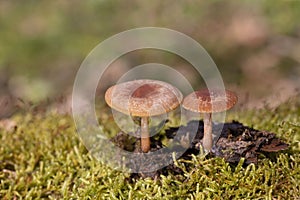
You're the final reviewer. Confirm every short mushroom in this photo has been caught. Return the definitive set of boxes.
[182,89,238,152]
[105,79,182,153]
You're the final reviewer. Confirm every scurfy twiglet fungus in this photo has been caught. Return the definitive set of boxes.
[182,89,238,152]
[105,79,183,153]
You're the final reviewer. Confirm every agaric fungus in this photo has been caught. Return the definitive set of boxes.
[182,89,238,152]
[105,79,182,153]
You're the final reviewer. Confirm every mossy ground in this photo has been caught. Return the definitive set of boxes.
[0,98,299,199]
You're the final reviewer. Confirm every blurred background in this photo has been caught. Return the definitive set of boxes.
[0,0,299,117]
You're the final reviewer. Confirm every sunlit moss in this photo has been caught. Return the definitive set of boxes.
[0,99,299,199]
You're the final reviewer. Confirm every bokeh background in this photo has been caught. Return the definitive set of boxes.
[1,1,300,117]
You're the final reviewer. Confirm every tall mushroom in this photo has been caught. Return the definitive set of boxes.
[182,89,238,152]
[105,79,182,153]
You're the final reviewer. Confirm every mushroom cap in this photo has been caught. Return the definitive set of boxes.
[105,79,183,117]
[182,89,238,113]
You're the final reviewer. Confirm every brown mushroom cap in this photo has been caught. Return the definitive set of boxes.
[105,79,183,117]
[182,89,238,113]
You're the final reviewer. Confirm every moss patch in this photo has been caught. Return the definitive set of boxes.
[0,98,299,199]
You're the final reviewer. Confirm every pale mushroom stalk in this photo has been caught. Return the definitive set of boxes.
[141,116,150,152]
[203,113,213,151]
[182,89,238,153]
[105,79,183,153]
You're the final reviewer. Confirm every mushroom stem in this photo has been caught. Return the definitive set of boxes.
[141,116,150,152]
[203,113,213,151]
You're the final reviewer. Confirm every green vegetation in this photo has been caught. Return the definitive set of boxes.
[1,1,300,102]
[1,1,299,198]
[0,97,299,199]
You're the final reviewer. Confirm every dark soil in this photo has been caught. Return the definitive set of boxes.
[111,120,289,180]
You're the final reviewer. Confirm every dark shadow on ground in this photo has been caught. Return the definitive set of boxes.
[111,120,289,180]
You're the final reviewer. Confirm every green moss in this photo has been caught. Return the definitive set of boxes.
[0,99,299,199]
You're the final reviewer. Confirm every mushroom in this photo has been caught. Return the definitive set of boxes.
[105,79,182,153]
[182,89,238,152]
